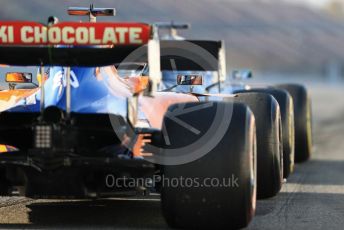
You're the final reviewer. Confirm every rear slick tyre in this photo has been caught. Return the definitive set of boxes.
[275,84,313,162]
[235,88,295,178]
[234,92,283,199]
[161,102,257,229]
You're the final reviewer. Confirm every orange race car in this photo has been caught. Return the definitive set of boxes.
[0,7,257,229]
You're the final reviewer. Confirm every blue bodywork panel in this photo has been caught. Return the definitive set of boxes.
[8,67,128,117]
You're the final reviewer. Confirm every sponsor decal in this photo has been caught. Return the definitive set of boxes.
[53,70,79,97]
[0,21,150,45]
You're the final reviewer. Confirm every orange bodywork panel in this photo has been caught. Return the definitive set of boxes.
[0,145,17,153]
[133,92,199,157]
[0,145,7,153]
[0,88,38,101]
[141,92,199,129]
[0,88,39,112]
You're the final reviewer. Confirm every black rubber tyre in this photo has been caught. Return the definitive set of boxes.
[234,92,283,199]
[235,88,295,178]
[274,84,312,162]
[161,102,256,229]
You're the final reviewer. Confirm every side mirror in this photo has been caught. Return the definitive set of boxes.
[177,75,203,85]
[232,70,253,80]
[6,72,32,83]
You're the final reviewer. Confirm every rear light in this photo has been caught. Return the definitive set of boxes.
[34,125,52,149]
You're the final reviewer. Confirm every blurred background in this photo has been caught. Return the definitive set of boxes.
[2,0,344,85]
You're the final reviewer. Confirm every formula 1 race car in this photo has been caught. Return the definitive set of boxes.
[157,22,313,181]
[156,22,283,198]
[0,7,256,229]
[112,40,283,199]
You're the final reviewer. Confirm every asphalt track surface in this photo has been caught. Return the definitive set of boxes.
[0,84,343,229]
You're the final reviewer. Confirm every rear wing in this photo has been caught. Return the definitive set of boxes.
[154,22,226,81]
[0,21,160,86]
[0,47,143,66]
[160,40,226,81]
[0,20,161,124]
[0,21,150,47]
